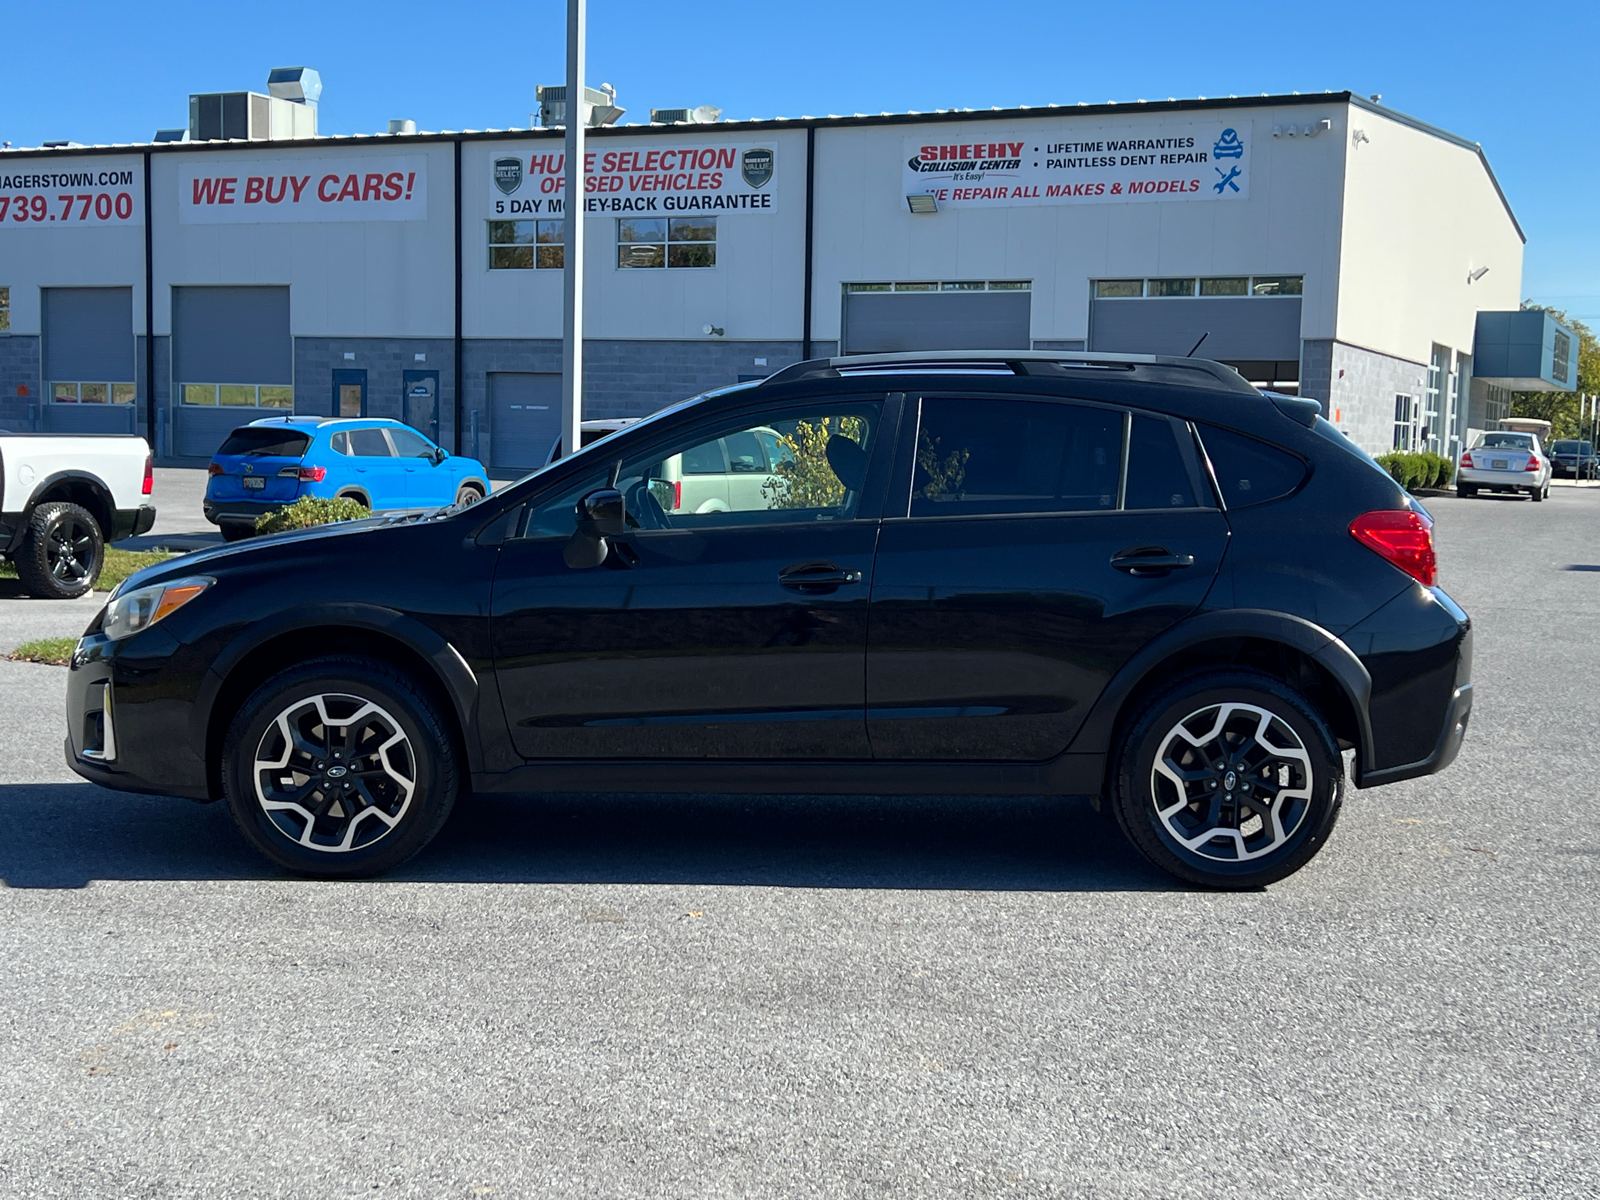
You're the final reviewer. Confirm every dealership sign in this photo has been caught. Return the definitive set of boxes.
[488,143,777,217]
[179,156,428,223]
[904,121,1250,209]
[0,159,144,226]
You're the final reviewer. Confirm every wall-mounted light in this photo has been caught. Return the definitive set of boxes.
[1467,266,1489,284]
[906,193,939,215]
[702,324,725,337]
[342,352,356,361]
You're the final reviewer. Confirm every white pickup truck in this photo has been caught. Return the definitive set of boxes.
[0,434,156,599]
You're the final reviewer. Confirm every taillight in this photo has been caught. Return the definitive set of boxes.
[207,462,224,477]
[1459,451,1472,468]
[141,454,153,496]
[1524,456,1540,472]
[298,466,327,482]
[671,480,682,510]
[1350,509,1437,587]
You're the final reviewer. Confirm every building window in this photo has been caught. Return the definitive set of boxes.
[1095,279,1143,298]
[51,382,136,404]
[846,281,1032,293]
[0,286,9,332]
[1200,277,1249,296]
[617,216,717,269]
[1393,394,1416,450]
[1553,331,1572,384]
[1250,276,1304,296]
[1147,278,1197,298]
[181,383,293,408]
[1095,276,1303,298]
[488,220,564,270]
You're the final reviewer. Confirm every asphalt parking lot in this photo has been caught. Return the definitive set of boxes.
[1,484,1596,1199]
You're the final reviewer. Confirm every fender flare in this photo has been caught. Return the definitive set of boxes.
[1066,607,1374,768]
[25,469,117,538]
[190,601,482,769]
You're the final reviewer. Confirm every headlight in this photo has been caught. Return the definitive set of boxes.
[102,576,214,641]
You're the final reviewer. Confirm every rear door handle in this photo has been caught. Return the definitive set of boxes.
[779,561,864,593]
[1110,547,1195,576]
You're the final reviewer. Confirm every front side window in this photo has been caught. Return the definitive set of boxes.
[388,427,435,458]
[519,402,882,539]
[617,216,716,269]
[488,219,564,270]
[911,397,1123,517]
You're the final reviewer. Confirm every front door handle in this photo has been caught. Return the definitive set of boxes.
[779,561,864,594]
[1110,547,1195,576]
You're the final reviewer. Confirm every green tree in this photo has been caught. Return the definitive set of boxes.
[1510,304,1600,441]
[763,415,867,509]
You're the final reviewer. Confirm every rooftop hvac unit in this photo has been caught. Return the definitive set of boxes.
[267,66,322,108]
[536,83,624,127]
[189,90,317,142]
[650,105,722,125]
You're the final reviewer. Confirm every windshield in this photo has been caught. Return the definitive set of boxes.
[216,428,312,457]
[1476,433,1533,450]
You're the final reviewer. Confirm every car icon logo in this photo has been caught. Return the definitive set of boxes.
[1224,771,1237,790]
[326,765,348,778]
[244,464,253,474]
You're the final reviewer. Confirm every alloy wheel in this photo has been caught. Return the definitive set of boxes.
[1150,702,1313,862]
[252,693,416,852]
[48,515,96,583]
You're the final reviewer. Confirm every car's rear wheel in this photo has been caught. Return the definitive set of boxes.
[14,501,103,599]
[222,656,460,878]
[1530,485,1544,502]
[221,524,254,543]
[1456,484,1477,498]
[1112,670,1344,889]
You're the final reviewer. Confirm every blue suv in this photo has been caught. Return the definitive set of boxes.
[204,417,491,541]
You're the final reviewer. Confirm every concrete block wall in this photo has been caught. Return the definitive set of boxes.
[0,335,41,430]
[1325,341,1428,457]
[293,336,459,439]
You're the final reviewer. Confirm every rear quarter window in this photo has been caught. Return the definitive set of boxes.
[216,428,311,458]
[1196,423,1307,508]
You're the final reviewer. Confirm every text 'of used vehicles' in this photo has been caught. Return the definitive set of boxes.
[68,352,1473,889]
[0,432,155,598]
[204,417,491,540]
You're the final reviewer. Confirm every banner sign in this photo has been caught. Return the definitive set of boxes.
[904,120,1250,209]
[488,143,778,217]
[179,156,428,224]
[0,161,143,226]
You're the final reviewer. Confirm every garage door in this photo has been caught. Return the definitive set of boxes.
[172,286,292,459]
[489,372,561,471]
[842,286,1031,355]
[1089,296,1302,367]
[42,288,138,435]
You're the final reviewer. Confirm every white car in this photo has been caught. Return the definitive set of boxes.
[0,433,156,597]
[1457,432,1551,502]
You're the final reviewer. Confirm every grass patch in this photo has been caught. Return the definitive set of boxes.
[0,546,173,592]
[7,636,77,666]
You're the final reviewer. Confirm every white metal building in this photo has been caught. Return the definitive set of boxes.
[0,88,1573,470]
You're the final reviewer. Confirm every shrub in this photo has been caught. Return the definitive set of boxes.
[1436,454,1455,487]
[254,495,371,536]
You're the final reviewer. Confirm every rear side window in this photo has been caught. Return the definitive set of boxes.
[216,428,311,458]
[680,439,726,475]
[913,397,1122,517]
[348,428,393,457]
[1196,423,1307,508]
[1125,415,1197,509]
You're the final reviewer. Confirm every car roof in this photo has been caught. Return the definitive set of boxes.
[246,416,415,432]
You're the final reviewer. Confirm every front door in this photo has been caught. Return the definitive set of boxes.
[490,397,893,760]
[866,393,1229,761]
[403,370,439,443]
[333,369,366,418]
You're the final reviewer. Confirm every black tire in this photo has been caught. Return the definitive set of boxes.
[1456,484,1476,498]
[13,501,104,599]
[220,524,254,543]
[1530,485,1544,502]
[1111,669,1344,889]
[454,482,485,508]
[222,656,460,879]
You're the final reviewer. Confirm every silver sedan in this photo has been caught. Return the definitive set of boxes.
[1457,432,1552,501]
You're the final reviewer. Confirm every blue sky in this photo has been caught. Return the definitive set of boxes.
[5,0,1595,322]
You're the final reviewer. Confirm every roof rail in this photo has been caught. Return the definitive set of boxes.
[761,349,1259,394]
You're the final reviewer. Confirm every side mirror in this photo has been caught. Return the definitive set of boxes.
[563,488,627,569]
[431,446,448,465]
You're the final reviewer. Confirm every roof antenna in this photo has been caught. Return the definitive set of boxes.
[1186,332,1210,356]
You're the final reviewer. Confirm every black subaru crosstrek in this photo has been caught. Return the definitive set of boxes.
[66,352,1472,888]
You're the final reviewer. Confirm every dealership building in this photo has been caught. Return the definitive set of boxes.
[0,82,1579,469]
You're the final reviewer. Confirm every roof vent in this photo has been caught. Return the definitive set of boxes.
[650,105,722,125]
[536,82,624,127]
[388,119,416,135]
[42,140,86,149]
[267,66,323,109]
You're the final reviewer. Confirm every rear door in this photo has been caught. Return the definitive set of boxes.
[208,426,311,504]
[866,393,1229,761]
[347,426,404,510]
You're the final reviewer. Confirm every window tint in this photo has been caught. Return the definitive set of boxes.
[912,397,1121,517]
[1477,433,1532,449]
[330,431,350,455]
[1125,415,1196,509]
[519,403,881,539]
[216,428,312,458]
[348,427,393,457]
[1196,424,1307,508]
[389,428,435,458]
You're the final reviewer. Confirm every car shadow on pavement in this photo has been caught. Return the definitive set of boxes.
[0,783,1175,892]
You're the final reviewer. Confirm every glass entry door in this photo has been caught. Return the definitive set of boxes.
[402,370,439,442]
[333,368,366,418]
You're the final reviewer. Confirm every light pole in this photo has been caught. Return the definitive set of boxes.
[559,0,585,459]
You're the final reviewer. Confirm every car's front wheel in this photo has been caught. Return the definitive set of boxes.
[222,656,460,878]
[454,482,485,508]
[14,501,103,599]
[1112,670,1344,889]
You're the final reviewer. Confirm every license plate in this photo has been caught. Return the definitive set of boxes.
[1491,459,1507,470]
[242,476,265,490]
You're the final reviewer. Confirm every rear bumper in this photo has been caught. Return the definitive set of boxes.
[1458,466,1539,489]
[203,498,284,528]
[1357,683,1473,787]
[109,505,157,542]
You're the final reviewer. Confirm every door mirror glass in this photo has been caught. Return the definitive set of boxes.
[564,488,627,568]
[431,445,448,465]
